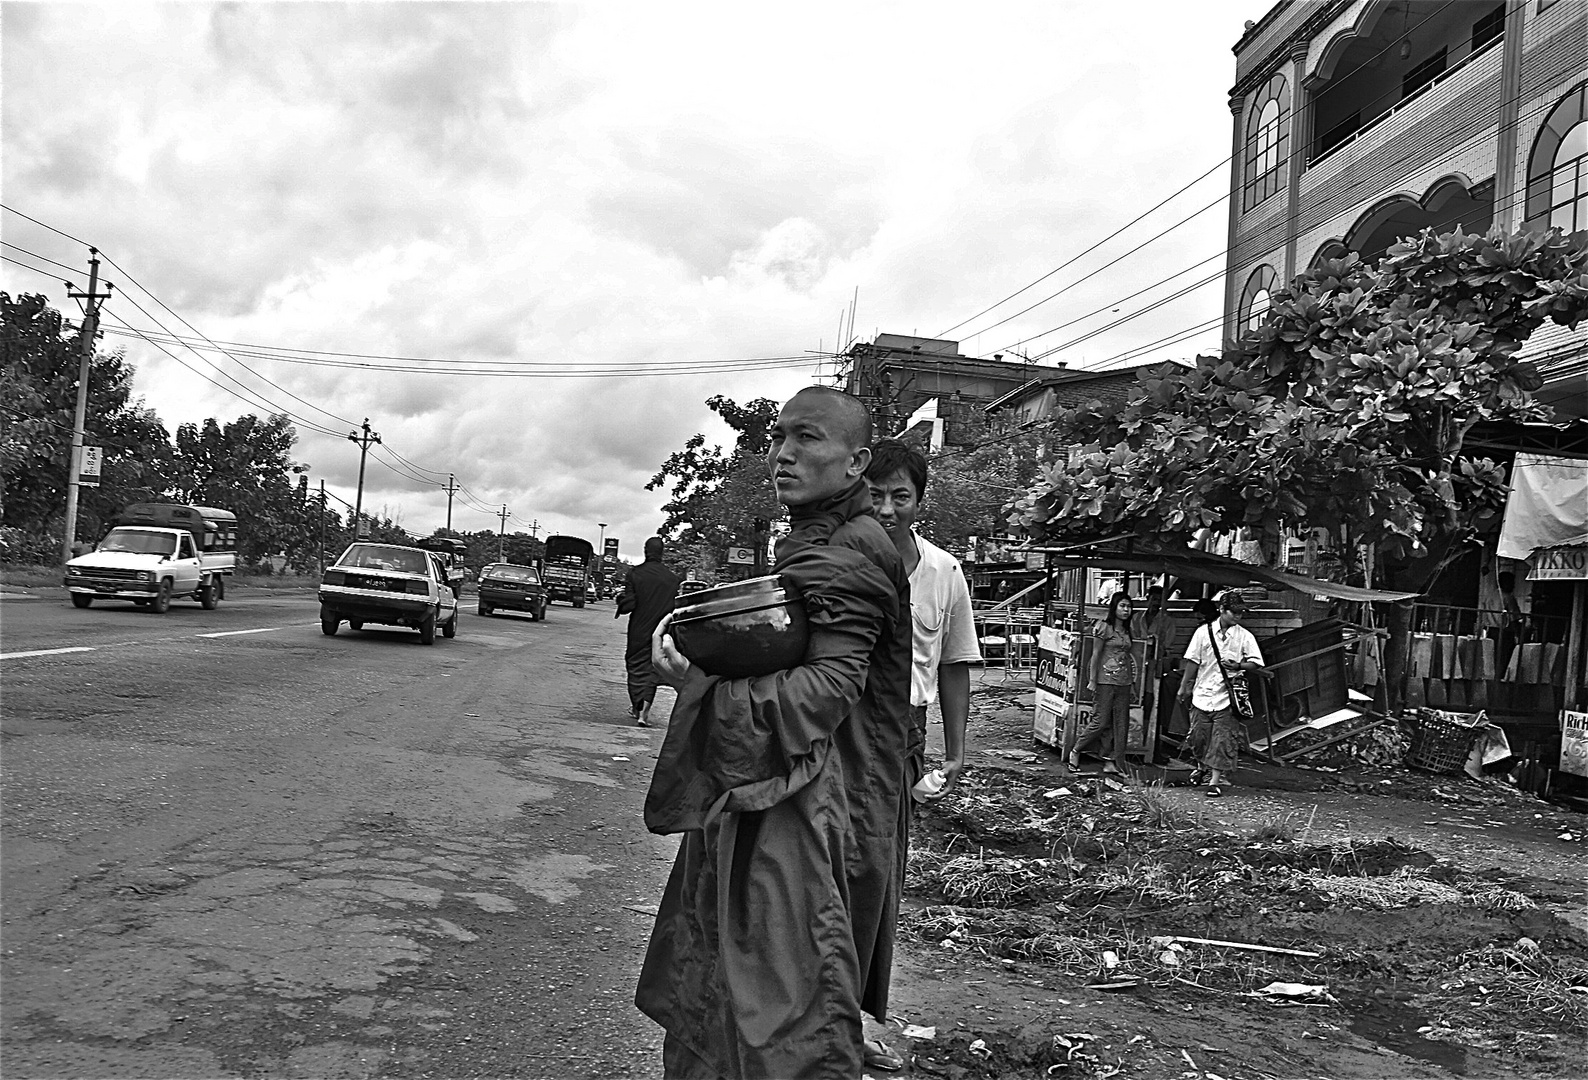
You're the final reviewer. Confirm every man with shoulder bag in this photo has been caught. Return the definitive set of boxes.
[1177,592,1264,797]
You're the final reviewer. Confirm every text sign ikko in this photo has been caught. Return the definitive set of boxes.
[1530,544,1588,581]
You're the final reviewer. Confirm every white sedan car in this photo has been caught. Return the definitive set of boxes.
[317,542,459,645]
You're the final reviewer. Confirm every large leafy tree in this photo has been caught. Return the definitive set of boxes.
[1,292,173,556]
[918,428,1051,552]
[647,395,783,550]
[169,413,303,567]
[1008,226,1588,700]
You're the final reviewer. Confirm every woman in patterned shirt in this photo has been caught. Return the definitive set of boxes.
[1068,591,1137,775]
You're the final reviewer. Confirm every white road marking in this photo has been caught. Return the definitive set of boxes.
[0,646,97,661]
[195,627,282,638]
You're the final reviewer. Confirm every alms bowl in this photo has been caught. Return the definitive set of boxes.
[670,574,808,678]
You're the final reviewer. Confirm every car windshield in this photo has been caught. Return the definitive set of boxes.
[489,566,539,583]
[339,544,430,576]
[98,529,177,556]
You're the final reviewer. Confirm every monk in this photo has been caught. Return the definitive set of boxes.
[636,386,912,1079]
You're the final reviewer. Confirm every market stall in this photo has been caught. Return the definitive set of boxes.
[1020,543,1419,767]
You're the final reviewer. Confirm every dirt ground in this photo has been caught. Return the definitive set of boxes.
[880,676,1587,1080]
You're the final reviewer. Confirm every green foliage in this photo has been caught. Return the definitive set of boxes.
[1010,227,1588,565]
[1,292,173,548]
[169,413,303,567]
[647,395,783,549]
[919,429,1052,551]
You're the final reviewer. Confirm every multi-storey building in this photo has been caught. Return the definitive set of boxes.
[1222,0,1586,365]
[841,333,1072,444]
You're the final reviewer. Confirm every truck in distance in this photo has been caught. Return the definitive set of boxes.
[63,503,238,613]
[541,534,594,608]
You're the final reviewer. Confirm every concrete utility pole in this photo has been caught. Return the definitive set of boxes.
[524,519,540,540]
[444,474,459,533]
[597,522,607,595]
[497,505,510,561]
[60,250,113,565]
[318,480,327,575]
[347,419,381,540]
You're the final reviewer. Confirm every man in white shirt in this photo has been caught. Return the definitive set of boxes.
[1176,592,1264,796]
[862,438,980,1073]
[865,440,982,797]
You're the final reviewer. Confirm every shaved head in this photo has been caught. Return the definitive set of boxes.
[789,386,872,450]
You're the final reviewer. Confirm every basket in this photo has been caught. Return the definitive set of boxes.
[1405,707,1486,775]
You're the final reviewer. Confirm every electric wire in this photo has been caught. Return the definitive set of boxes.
[0,241,85,277]
[934,0,1473,342]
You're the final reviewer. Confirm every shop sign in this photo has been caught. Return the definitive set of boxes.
[1562,711,1588,779]
[1530,544,1588,581]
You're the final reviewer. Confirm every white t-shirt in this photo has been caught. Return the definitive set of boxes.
[907,533,982,707]
[1183,620,1264,711]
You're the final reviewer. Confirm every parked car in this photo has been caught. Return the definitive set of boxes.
[318,541,459,644]
[477,562,549,621]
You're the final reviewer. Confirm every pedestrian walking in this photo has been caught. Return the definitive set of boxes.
[1177,592,1265,796]
[1068,591,1137,775]
[635,386,912,1080]
[863,438,981,1071]
[615,536,682,726]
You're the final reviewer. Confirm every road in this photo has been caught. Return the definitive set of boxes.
[1,586,676,1079]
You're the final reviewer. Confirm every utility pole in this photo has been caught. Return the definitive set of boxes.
[318,480,327,575]
[444,474,459,533]
[524,519,540,540]
[60,250,113,565]
[597,522,607,596]
[347,419,381,540]
[497,504,510,561]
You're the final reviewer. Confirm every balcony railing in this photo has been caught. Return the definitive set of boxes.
[1308,35,1503,168]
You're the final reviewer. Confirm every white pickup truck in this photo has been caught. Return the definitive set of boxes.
[63,503,238,613]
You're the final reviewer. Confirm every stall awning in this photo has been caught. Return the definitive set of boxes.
[1021,543,1421,602]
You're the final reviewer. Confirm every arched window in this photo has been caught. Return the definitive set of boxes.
[1243,75,1289,210]
[1526,82,1587,233]
[1239,265,1277,336]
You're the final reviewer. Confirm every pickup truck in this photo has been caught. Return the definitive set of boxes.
[64,503,238,613]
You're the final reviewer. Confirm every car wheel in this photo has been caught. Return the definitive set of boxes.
[70,594,93,608]
[349,619,364,631]
[442,612,457,639]
[574,597,585,609]
[419,614,437,645]
[321,614,339,636]
[478,603,492,617]
[200,580,219,609]
[150,579,173,614]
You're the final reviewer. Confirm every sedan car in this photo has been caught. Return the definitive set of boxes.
[318,542,459,644]
[477,562,549,620]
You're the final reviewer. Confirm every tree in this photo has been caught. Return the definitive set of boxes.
[1008,226,1588,701]
[2,292,173,557]
[169,414,303,567]
[647,395,783,554]
[918,428,1052,552]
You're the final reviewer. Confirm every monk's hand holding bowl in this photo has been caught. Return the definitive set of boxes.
[652,613,697,688]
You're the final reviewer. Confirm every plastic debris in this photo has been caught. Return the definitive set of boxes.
[900,1024,936,1040]
[968,1037,991,1058]
[1249,981,1338,1005]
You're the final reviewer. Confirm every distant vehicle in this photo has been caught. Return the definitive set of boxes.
[318,541,459,645]
[63,503,237,612]
[416,536,468,595]
[477,563,549,621]
[678,579,711,597]
[542,535,594,608]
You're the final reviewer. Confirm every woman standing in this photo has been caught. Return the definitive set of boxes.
[1068,592,1137,775]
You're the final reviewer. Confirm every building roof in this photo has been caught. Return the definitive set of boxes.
[983,361,1182,412]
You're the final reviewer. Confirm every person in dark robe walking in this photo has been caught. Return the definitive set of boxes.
[635,386,912,1080]
[616,536,683,726]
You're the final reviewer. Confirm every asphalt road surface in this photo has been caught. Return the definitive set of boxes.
[2,586,677,1079]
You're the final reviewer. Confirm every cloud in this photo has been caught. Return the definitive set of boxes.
[3,0,1265,547]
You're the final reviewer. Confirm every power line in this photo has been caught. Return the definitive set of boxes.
[933,0,1470,342]
[0,240,85,276]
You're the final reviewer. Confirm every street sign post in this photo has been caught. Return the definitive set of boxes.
[74,445,103,489]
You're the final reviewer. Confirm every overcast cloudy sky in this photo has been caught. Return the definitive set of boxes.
[3,0,1261,552]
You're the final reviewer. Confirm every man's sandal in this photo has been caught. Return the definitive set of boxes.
[863,1037,905,1072]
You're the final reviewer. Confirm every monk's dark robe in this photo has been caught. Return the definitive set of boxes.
[636,481,912,1080]
[618,556,683,712]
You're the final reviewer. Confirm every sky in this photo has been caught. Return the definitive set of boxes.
[2,0,1266,553]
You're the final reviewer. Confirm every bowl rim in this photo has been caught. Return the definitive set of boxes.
[671,596,801,627]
